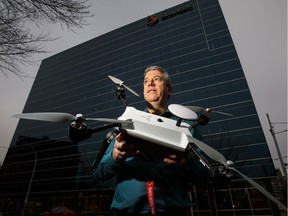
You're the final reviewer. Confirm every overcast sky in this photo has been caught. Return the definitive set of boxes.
[0,0,287,174]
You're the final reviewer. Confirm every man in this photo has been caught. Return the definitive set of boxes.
[94,66,207,216]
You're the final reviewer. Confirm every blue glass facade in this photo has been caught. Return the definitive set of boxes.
[0,0,281,215]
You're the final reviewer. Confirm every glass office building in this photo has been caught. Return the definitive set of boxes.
[0,0,283,215]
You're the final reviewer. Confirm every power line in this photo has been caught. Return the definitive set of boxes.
[274,130,288,135]
[272,122,288,124]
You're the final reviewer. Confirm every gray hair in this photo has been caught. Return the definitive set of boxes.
[143,65,172,89]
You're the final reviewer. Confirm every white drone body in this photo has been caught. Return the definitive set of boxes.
[117,105,228,166]
[118,106,192,152]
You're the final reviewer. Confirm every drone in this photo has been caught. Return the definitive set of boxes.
[10,75,286,210]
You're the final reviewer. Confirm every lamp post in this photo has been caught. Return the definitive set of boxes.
[266,113,287,178]
[21,143,37,216]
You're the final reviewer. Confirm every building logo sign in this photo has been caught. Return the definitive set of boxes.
[146,15,159,26]
[146,4,193,26]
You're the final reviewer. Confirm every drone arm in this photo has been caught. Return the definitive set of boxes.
[188,145,233,188]
[186,144,214,177]
[69,121,120,142]
[90,123,120,133]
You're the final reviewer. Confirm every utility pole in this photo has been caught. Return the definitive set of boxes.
[21,144,37,216]
[266,113,287,178]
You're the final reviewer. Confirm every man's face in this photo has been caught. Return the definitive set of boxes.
[143,70,172,105]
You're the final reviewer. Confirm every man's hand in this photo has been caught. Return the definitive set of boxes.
[112,132,139,163]
[164,151,196,167]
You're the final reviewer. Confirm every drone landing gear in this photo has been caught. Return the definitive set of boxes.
[91,128,120,172]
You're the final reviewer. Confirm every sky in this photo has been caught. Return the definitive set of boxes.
[0,0,287,174]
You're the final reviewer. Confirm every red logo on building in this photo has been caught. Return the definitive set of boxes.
[146,15,159,26]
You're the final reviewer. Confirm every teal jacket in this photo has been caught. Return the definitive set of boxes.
[94,109,207,214]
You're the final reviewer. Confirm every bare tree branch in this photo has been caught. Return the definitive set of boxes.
[0,0,91,77]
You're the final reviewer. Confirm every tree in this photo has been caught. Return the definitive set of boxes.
[0,0,91,77]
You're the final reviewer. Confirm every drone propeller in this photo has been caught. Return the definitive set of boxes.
[168,104,285,209]
[10,112,133,125]
[187,106,233,117]
[168,104,198,127]
[168,104,198,121]
[108,75,140,97]
[188,136,228,167]
[189,136,286,210]
[228,167,286,210]
[10,112,76,123]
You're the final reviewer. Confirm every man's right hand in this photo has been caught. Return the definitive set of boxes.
[112,132,139,163]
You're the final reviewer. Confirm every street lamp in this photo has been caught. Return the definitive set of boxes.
[21,143,37,216]
[266,113,287,178]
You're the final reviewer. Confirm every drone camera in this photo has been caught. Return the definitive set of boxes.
[104,128,120,144]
